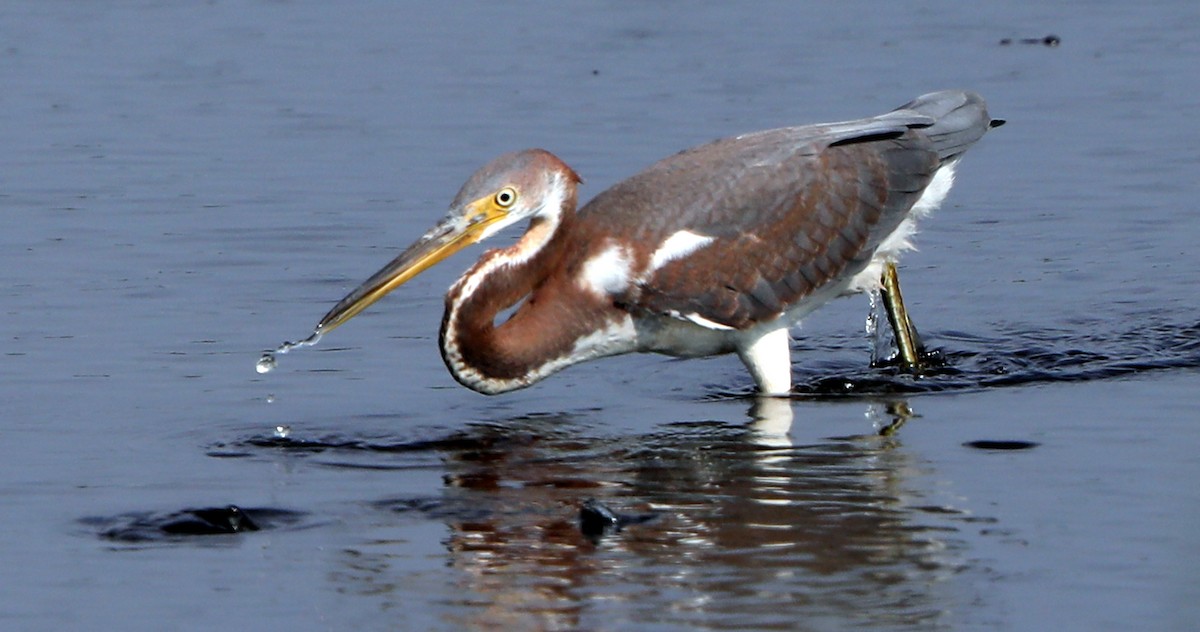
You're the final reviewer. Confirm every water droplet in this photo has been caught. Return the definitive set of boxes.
[273,425,291,439]
[865,290,880,337]
[255,330,324,373]
[866,289,894,365]
[256,354,277,374]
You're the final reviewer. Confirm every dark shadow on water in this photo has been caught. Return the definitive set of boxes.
[963,440,1040,451]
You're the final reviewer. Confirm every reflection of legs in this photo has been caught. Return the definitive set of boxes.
[880,262,925,372]
[748,396,794,445]
[877,400,915,437]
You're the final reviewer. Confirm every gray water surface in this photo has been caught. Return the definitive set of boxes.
[4,2,1199,630]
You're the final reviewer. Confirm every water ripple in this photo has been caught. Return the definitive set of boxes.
[782,316,1200,398]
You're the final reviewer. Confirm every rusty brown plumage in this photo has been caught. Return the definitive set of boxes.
[305,90,1001,394]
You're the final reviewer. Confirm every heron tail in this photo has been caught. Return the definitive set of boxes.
[893,90,1004,163]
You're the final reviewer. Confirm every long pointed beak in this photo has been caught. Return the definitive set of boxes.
[315,202,499,334]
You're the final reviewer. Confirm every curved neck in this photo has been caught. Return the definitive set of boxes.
[439,208,583,394]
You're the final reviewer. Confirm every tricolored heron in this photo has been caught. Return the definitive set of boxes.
[305,90,1002,395]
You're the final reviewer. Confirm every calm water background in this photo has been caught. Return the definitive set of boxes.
[3,1,1199,630]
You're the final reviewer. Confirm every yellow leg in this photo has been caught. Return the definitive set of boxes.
[880,262,923,373]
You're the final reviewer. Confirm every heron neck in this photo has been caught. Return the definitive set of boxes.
[439,208,577,393]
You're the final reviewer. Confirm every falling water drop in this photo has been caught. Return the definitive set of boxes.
[255,354,277,374]
[255,330,324,374]
[865,290,880,337]
[866,289,894,366]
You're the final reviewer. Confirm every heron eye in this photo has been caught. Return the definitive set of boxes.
[494,187,517,208]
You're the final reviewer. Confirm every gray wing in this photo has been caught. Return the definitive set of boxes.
[892,90,1004,162]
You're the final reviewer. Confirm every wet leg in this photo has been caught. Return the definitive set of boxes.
[879,262,925,372]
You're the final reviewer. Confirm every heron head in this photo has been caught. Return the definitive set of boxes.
[315,149,581,334]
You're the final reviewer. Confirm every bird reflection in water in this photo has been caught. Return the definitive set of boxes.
[341,399,974,629]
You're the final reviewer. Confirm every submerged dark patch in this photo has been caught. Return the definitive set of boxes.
[579,498,658,542]
[83,506,305,543]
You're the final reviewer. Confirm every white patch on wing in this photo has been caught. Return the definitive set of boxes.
[678,311,734,331]
[579,244,633,297]
[648,230,715,272]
